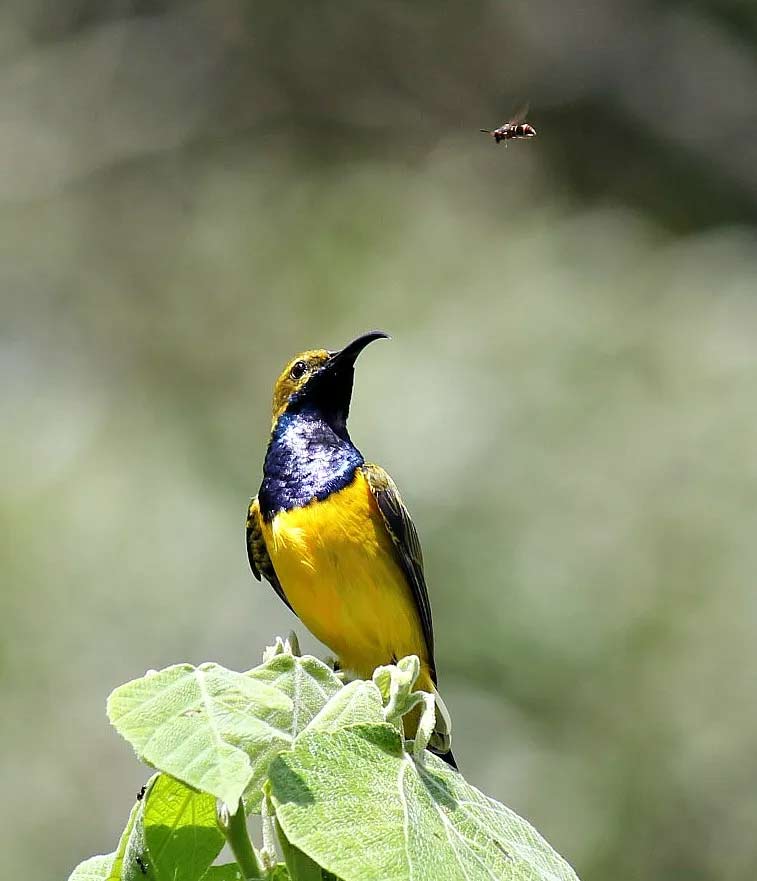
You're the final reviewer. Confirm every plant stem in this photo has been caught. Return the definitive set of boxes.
[218,800,264,881]
[260,792,278,870]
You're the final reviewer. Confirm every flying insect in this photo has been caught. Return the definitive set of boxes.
[481,103,536,144]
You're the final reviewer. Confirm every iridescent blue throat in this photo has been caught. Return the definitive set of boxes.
[258,410,364,520]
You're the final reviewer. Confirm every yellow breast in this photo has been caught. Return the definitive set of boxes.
[261,469,429,678]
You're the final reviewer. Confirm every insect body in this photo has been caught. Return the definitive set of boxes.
[135,856,148,875]
[481,104,536,144]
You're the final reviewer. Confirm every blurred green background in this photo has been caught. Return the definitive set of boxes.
[2,2,757,879]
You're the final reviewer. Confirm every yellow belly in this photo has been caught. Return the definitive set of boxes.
[261,469,430,679]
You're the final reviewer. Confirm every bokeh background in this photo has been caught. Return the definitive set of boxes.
[3,2,757,879]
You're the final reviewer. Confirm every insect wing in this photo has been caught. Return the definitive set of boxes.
[507,102,530,126]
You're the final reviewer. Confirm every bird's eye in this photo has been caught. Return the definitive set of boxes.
[289,360,308,380]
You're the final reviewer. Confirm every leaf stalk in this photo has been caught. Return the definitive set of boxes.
[218,800,264,881]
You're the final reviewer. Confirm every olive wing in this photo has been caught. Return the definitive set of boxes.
[246,496,293,612]
[361,463,436,680]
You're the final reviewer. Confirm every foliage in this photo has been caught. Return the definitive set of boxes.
[69,637,580,881]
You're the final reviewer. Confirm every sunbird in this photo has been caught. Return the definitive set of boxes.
[246,331,455,766]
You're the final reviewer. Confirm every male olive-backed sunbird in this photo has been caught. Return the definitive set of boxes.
[246,331,454,765]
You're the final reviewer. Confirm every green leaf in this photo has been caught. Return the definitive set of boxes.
[277,820,330,881]
[372,655,422,722]
[246,653,342,738]
[270,724,581,881]
[305,679,384,734]
[107,663,292,805]
[371,655,437,756]
[67,853,115,881]
[120,788,151,881]
[92,786,148,881]
[68,783,152,881]
[73,774,226,881]
[143,774,224,881]
[239,653,342,808]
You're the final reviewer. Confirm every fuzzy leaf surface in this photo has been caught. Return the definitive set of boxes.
[270,724,581,881]
[67,854,115,881]
[246,653,342,738]
[107,663,292,805]
[305,679,385,734]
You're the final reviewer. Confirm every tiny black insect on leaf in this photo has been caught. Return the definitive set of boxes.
[136,784,147,801]
[136,855,148,875]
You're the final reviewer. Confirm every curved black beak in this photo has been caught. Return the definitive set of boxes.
[326,330,390,372]
[288,330,389,433]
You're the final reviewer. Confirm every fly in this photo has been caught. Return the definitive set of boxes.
[481,103,536,145]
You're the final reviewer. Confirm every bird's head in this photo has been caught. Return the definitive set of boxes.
[270,331,390,433]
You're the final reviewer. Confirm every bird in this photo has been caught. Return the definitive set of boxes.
[246,331,455,766]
